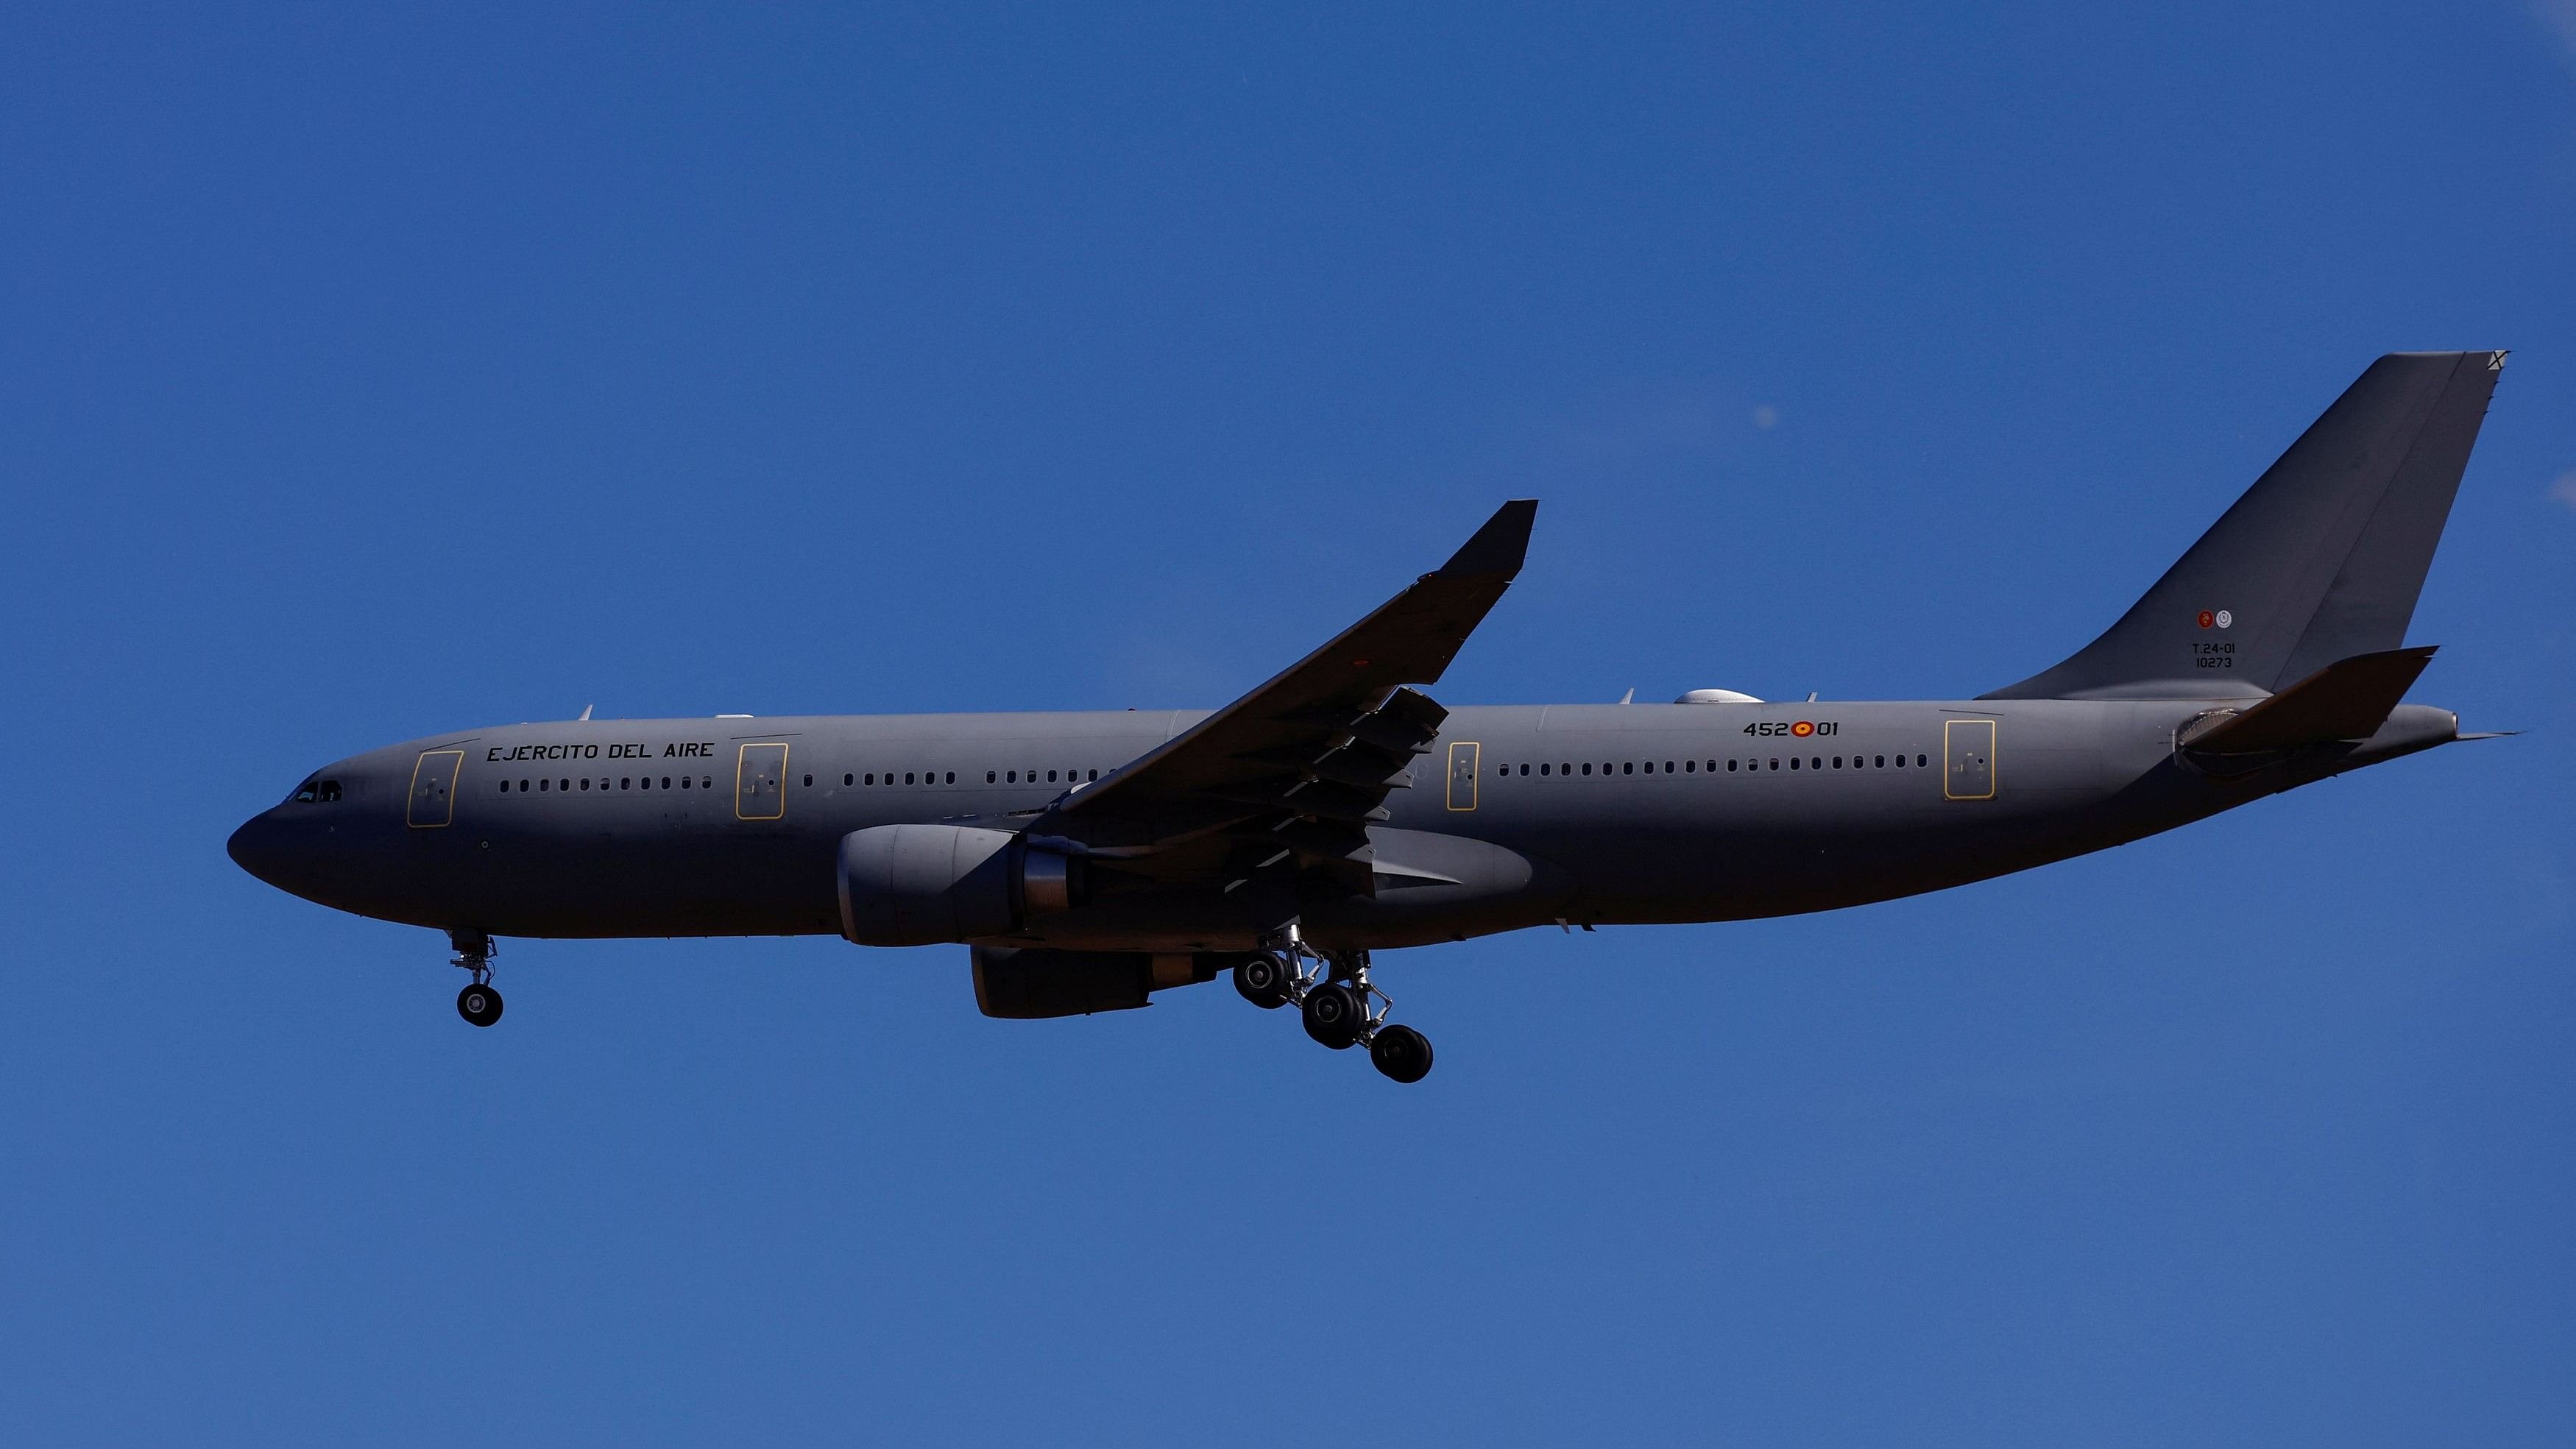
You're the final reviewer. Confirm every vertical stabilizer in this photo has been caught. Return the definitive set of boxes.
[1984,351,2504,701]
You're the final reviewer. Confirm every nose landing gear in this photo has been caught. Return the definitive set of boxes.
[1234,928,1434,1083]
[450,929,503,1027]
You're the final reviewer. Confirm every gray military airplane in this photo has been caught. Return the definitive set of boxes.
[230,351,2508,1083]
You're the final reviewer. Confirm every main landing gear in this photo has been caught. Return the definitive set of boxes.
[1233,929,1433,1083]
[450,929,503,1028]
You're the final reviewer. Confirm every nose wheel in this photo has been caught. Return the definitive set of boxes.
[456,982,505,1027]
[450,929,503,1028]
[1236,930,1434,1083]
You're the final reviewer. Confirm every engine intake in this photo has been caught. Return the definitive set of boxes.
[837,825,1089,947]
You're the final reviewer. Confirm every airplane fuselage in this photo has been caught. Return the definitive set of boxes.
[220,352,2507,1069]
[227,697,2458,953]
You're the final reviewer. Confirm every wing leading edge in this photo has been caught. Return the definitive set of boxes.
[1028,500,1538,903]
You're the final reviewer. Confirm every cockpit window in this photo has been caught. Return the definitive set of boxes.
[318,779,342,802]
[289,779,344,804]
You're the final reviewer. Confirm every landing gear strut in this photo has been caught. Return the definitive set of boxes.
[1238,927,1434,1083]
[450,929,503,1027]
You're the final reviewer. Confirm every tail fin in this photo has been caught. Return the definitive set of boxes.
[1983,351,2505,701]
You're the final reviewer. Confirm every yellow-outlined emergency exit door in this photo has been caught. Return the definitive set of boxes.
[1446,741,1480,811]
[735,743,790,821]
[1943,719,1997,800]
[407,750,463,828]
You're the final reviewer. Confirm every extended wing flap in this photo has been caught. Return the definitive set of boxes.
[2179,645,2438,754]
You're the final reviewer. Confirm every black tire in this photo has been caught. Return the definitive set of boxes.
[1369,1024,1434,1083]
[1233,955,1293,1009]
[1301,982,1365,1049]
[456,983,504,1027]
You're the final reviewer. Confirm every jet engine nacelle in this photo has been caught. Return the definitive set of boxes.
[837,825,1086,947]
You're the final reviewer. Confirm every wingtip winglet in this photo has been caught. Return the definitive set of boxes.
[1437,498,1539,578]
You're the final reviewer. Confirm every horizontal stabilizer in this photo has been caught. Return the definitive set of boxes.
[2179,646,2437,754]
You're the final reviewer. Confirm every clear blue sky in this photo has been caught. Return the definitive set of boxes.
[4,4,2572,1443]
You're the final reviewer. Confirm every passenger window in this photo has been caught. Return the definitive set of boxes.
[1088,768,1098,782]
[1520,764,1529,776]
[1811,757,1821,770]
[843,773,853,786]
[1789,757,1800,770]
[1047,770,1058,782]
[1832,757,1842,768]
[1684,760,1695,773]
[1769,758,1780,770]
[1539,764,1550,776]
[1917,754,1928,767]
[1621,762,1632,775]
[620,778,629,790]
[803,774,813,787]
[1875,755,1884,768]
[904,773,916,785]
[945,772,956,784]
[539,779,550,791]
[1580,763,1592,776]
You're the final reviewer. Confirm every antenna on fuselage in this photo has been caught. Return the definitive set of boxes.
[578,704,594,721]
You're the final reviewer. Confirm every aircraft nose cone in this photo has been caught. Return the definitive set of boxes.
[227,811,294,889]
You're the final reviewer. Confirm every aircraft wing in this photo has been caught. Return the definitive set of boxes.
[1028,500,1536,896]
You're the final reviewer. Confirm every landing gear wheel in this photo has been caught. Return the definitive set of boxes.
[1369,1024,1434,1083]
[456,982,504,1027]
[1233,955,1295,1010]
[1301,982,1365,1049]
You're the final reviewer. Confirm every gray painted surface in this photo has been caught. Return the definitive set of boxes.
[226,354,2502,974]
